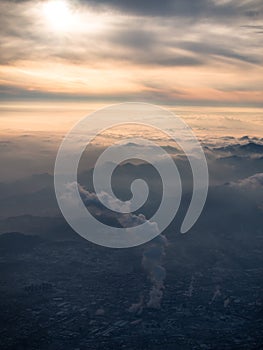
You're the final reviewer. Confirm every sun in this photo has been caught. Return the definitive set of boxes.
[39,0,109,35]
[42,0,74,32]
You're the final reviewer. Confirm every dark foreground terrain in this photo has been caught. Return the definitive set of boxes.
[0,140,262,349]
[0,226,262,350]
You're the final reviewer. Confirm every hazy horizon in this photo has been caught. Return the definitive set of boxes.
[0,1,262,349]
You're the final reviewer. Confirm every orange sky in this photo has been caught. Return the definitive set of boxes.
[0,0,263,106]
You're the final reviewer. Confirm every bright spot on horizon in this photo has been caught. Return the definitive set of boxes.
[42,0,74,32]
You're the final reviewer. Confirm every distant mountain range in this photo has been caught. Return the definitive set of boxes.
[215,141,263,155]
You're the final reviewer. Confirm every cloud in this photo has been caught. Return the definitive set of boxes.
[215,141,263,156]
[79,0,263,19]
[7,0,263,19]
[77,183,160,231]
[0,0,262,105]
[228,173,263,189]
[1,1,262,67]
[179,41,261,65]
[0,134,262,238]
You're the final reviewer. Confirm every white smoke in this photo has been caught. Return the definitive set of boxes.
[224,298,230,308]
[128,295,144,315]
[209,285,221,304]
[184,275,195,297]
[142,234,168,309]
[76,183,160,234]
[76,183,168,310]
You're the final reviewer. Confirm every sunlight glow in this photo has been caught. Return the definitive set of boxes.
[42,0,75,32]
[41,0,108,34]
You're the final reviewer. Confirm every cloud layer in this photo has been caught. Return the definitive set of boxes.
[0,0,262,105]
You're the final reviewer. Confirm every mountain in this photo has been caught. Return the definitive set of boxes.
[0,215,80,241]
[215,141,263,155]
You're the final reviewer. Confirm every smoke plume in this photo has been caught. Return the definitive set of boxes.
[142,234,168,309]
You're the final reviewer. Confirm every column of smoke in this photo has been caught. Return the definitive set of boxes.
[129,234,168,313]
[209,285,221,304]
[184,275,195,297]
[73,184,168,311]
[128,295,144,315]
[143,234,168,309]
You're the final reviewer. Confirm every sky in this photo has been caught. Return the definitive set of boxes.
[0,0,262,182]
[0,0,263,107]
